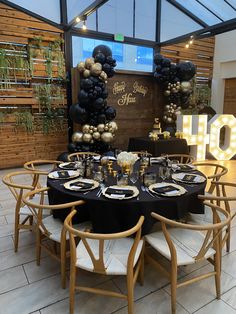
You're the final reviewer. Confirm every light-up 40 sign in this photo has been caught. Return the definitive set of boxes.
[177,114,236,161]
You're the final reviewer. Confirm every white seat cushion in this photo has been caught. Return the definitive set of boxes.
[40,215,91,243]
[20,194,49,216]
[76,237,144,275]
[145,228,215,266]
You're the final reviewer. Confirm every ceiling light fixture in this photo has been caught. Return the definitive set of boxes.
[82,20,87,30]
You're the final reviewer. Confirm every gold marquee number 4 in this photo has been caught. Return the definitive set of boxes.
[177,114,236,161]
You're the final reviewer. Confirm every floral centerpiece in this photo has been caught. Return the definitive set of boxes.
[117,151,138,174]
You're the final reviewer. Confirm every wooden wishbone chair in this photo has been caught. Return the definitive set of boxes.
[162,154,194,164]
[68,152,101,161]
[64,210,145,314]
[145,200,231,314]
[197,182,236,252]
[22,187,91,289]
[2,170,46,252]
[129,151,152,157]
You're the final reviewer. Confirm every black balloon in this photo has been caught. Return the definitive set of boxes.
[177,61,196,81]
[81,78,93,91]
[90,76,100,85]
[162,58,171,67]
[94,86,102,95]
[93,97,104,111]
[97,114,106,124]
[57,152,69,162]
[103,63,111,73]
[69,103,88,124]
[67,142,77,153]
[102,89,108,99]
[92,45,112,58]
[78,89,89,105]
[94,52,106,64]
[154,53,163,65]
[155,65,162,72]
[105,106,116,121]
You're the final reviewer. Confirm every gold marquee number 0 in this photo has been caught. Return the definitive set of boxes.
[177,114,236,161]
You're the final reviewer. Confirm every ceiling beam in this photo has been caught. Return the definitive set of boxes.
[196,0,224,22]
[67,0,109,30]
[166,0,208,28]
[160,17,236,46]
[224,0,236,11]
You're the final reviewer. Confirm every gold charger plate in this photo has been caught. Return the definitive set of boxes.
[172,172,206,184]
[102,185,139,200]
[64,178,99,191]
[59,162,78,170]
[48,170,80,180]
[149,182,186,197]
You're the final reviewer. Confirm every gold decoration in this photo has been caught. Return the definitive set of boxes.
[99,71,108,82]
[72,131,83,143]
[101,132,113,143]
[85,57,95,69]
[82,124,90,133]
[77,62,85,73]
[83,133,92,143]
[93,132,101,140]
[97,124,105,133]
[163,131,171,139]
[83,69,91,78]
[90,63,102,76]
[109,121,118,132]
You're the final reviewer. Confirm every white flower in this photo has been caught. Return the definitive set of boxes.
[117,151,138,167]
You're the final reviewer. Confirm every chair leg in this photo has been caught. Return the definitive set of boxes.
[226,225,231,253]
[170,264,177,314]
[61,238,67,289]
[138,247,144,286]
[69,266,76,314]
[127,272,134,314]
[14,214,20,252]
[36,229,42,266]
[214,253,221,299]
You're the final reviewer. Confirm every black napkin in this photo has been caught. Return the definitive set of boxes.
[61,162,76,170]
[153,185,179,194]
[70,181,93,189]
[182,174,196,182]
[57,171,70,178]
[106,188,134,196]
[178,165,193,171]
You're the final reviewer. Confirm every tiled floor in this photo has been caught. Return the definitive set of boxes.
[1,161,236,314]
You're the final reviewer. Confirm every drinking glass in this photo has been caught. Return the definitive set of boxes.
[159,166,170,181]
[129,171,139,185]
[93,171,104,183]
[117,173,129,186]
[169,159,179,172]
[143,172,156,187]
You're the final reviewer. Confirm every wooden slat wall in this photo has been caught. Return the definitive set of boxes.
[224,78,236,115]
[0,3,68,169]
[161,37,215,85]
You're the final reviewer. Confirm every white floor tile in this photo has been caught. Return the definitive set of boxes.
[222,286,236,309]
[0,235,14,252]
[0,266,27,294]
[194,299,236,314]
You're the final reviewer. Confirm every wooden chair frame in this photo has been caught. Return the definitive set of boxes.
[162,154,194,164]
[145,201,231,314]
[68,152,101,161]
[193,162,228,194]
[2,170,44,252]
[129,151,152,157]
[64,210,145,314]
[199,182,236,252]
[23,187,86,289]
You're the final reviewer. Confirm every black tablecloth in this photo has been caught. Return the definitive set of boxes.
[128,137,189,157]
[47,164,206,235]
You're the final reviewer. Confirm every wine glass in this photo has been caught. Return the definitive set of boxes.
[129,171,139,185]
[159,166,170,181]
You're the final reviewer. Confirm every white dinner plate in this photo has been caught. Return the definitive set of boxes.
[172,172,206,184]
[149,182,187,197]
[102,185,139,200]
[64,178,99,191]
[48,170,80,180]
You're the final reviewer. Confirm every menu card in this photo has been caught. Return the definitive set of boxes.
[153,185,179,194]
[57,171,70,178]
[182,174,197,182]
[106,188,134,197]
[70,181,93,189]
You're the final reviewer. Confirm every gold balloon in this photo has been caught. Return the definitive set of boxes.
[77,62,85,73]
[104,126,109,131]
[164,90,170,96]
[82,124,90,133]
[181,81,192,93]
[93,127,97,132]
[83,69,91,78]
[85,57,95,69]
[89,130,93,134]
[99,71,107,81]
[109,121,118,132]
[101,132,113,143]
[71,131,83,143]
[90,63,102,76]
[93,132,101,140]
[83,133,92,143]
[97,124,105,133]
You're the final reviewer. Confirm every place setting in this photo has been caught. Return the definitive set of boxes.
[58,162,78,170]
[48,170,80,180]
[64,178,99,192]
[102,185,139,200]
[172,172,206,184]
[148,182,187,197]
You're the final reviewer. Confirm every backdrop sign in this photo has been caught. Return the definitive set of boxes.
[177,114,236,161]
[112,80,149,106]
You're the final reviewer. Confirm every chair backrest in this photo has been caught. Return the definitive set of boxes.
[2,170,45,207]
[162,154,194,164]
[24,159,62,174]
[68,152,101,161]
[22,187,85,237]
[151,201,231,263]
[129,151,152,157]
[193,162,228,194]
[64,210,144,274]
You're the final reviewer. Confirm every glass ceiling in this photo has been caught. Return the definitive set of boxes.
[6,0,236,44]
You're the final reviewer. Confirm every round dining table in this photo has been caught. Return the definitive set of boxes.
[47,162,206,235]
